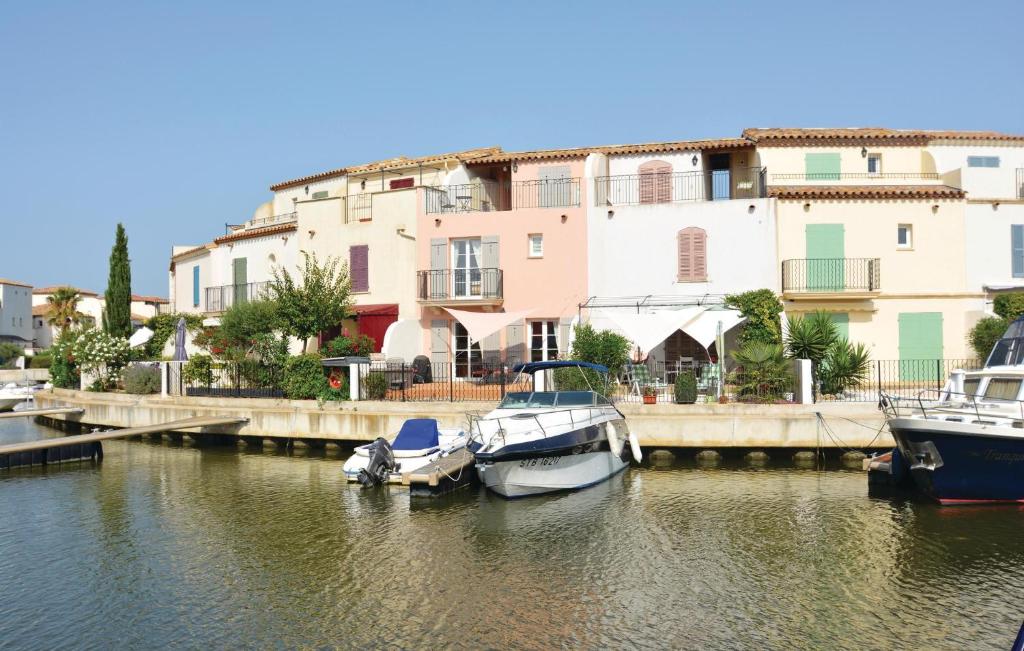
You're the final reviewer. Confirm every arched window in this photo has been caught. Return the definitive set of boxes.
[639,160,672,204]
[677,227,707,282]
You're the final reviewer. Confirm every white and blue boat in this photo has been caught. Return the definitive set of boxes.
[469,361,641,498]
[880,316,1024,504]
[342,418,468,486]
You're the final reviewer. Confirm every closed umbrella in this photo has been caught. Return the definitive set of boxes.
[128,326,154,349]
[173,318,189,362]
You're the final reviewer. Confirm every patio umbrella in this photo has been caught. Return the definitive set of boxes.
[172,317,189,362]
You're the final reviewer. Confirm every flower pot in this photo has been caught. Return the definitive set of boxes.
[642,395,657,405]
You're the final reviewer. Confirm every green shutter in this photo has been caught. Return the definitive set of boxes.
[805,153,841,180]
[192,266,200,307]
[830,313,849,339]
[232,258,247,305]
[898,312,944,381]
[806,224,845,291]
[1012,225,1024,278]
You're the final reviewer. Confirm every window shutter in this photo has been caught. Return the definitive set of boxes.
[1013,225,1024,278]
[639,160,672,204]
[350,245,369,292]
[430,319,450,365]
[692,229,707,281]
[389,177,414,190]
[192,266,200,307]
[678,227,707,282]
[677,230,692,281]
[506,322,525,364]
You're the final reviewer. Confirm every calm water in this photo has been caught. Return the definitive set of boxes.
[2,419,1023,650]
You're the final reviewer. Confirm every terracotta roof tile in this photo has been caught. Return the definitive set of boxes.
[744,127,1024,145]
[32,285,98,296]
[213,222,296,245]
[132,294,169,303]
[468,138,751,164]
[0,278,32,288]
[768,185,966,200]
[32,304,52,316]
[269,147,502,191]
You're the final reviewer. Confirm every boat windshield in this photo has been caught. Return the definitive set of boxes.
[497,391,610,409]
[986,318,1024,367]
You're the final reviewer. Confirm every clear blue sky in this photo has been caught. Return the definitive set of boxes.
[2,0,1021,296]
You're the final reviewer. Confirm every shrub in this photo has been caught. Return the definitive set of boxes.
[0,342,23,369]
[994,294,1024,321]
[323,333,376,358]
[968,316,1009,360]
[282,354,329,400]
[552,324,631,392]
[784,311,838,365]
[729,341,793,402]
[818,340,871,396]
[212,300,282,359]
[50,331,81,389]
[182,354,215,386]
[73,329,130,388]
[674,370,697,404]
[363,371,389,400]
[725,289,784,345]
[123,365,161,394]
[29,352,52,369]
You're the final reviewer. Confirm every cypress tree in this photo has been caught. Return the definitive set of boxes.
[103,223,132,338]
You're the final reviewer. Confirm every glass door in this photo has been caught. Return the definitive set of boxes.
[529,320,559,362]
[452,239,482,299]
[453,322,482,379]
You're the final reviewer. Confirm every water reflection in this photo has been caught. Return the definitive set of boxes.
[0,421,1022,649]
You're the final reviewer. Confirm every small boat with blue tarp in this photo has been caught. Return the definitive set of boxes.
[343,418,468,488]
[469,360,641,498]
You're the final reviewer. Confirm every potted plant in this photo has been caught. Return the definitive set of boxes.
[642,385,657,405]
[674,370,697,404]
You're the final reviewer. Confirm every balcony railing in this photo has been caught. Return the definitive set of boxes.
[348,193,372,221]
[593,167,766,206]
[770,172,940,183]
[205,281,271,312]
[782,259,881,293]
[424,178,580,214]
[248,211,297,229]
[416,268,503,302]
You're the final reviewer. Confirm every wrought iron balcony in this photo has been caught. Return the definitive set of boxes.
[770,172,941,183]
[593,167,766,206]
[416,268,503,304]
[247,211,297,229]
[424,178,580,214]
[205,281,271,313]
[781,258,881,294]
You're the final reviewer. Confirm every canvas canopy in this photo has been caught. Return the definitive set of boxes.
[678,309,745,349]
[443,308,532,344]
[601,307,744,352]
[128,326,154,348]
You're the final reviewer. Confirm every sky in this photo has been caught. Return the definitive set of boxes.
[1,0,1022,297]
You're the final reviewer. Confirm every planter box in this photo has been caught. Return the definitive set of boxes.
[642,395,657,405]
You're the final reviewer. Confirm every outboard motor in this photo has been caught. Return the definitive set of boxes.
[357,437,397,488]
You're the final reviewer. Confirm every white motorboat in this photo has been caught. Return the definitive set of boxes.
[0,383,38,412]
[343,418,468,486]
[469,361,641,498]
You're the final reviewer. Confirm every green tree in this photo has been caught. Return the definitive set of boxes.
[552,324,631,392]
[784,311,838,367]
[102,223,132,338]
[725,289,784,345]
[0,342,23,368]
[728,341,793,402]
[994,294,1024,321]
[968,316,1009,360]
[211,299,283,360]
[266,251,352,352]
[46,286,87,335]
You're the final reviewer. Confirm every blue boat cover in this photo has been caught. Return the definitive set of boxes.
[392,418,440,450]
[513,360,609,374]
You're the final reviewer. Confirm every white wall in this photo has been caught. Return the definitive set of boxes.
[607,150,704,177]
[272,177,348,215]
[964,202,1024,297]
[171,250,212,315]
[0,284,33,343]
[928,144,1024,199]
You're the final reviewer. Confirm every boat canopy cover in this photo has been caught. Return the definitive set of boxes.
[392,419,440,450]
[513,361,609,374]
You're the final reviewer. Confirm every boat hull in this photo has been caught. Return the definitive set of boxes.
[889,418,1024,504]
[0,397,24,412]
[476,450,629,498]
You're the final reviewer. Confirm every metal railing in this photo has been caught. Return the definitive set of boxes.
[593,167,766,206]
[174,360,285,399]
[770,172,941,183]
[205,281,271,312]
[781,258,881,293]
[348,193,372,221]
[416,268,503,301]
[248,211,297,228]
[363,358,531,402]
[881,388,1024,423]
[424,178,581,214]
[819,359,982,403]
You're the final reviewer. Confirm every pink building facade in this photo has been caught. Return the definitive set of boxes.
[415,153,589,378]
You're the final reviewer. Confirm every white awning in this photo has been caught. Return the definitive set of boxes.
[602,307,705,354]
[443,308,532,344]
[679,309,745,349]
[128,326,154,348]
[984,282,1024,293]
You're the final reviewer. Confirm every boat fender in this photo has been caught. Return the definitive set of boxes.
[627,430,642,463]
[356,437,396,488]
[606,421,624,457]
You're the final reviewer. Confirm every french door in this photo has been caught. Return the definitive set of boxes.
[529,320,559,362]
[451,239,482,299]
[453,322,482,379]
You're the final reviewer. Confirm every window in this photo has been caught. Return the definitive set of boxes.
[967,156,1000,168]
[451,239,482,298]
[897,224,913,249]
[311,190,328,200]
[985,378,1022,401]
[1013,225,1024,279]
[389,178,414,190]
[529,320,558,362]
[867,153,882,174]
[192,266,200,307]
[638,160,673,203]
[677,227,708,282]
[528,234,543,258]
[350,245,369,293]
[453,322,482,379]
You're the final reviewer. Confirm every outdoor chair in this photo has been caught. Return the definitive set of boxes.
[627,362,666,397]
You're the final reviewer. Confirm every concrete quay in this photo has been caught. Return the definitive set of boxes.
[33,388,892,451]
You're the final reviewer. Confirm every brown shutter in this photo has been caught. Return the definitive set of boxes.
[677,227,707,282]
[350,245,369,292]
[677,230,692,281]
[692,229,707,281]
[639,160,672,204]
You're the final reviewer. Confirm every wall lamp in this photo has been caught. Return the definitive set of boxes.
[434,218,442,227]
[512,162,518,173]
[607,210,615,219]
[932,204,939,213]
[861,147,867,158]
[691,155,699,166]
[561,214,567,223]
[307,230,316,238]
[803,202,811,212]
[748,204,756,214]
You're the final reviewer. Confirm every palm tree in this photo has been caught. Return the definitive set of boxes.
[46,287,86,334]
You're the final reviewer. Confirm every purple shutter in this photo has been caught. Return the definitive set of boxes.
[350,245,369,292]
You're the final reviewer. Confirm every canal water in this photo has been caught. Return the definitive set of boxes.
[2,419,1022,650]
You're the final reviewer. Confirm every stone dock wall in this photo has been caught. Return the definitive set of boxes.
[33,389,892,450]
